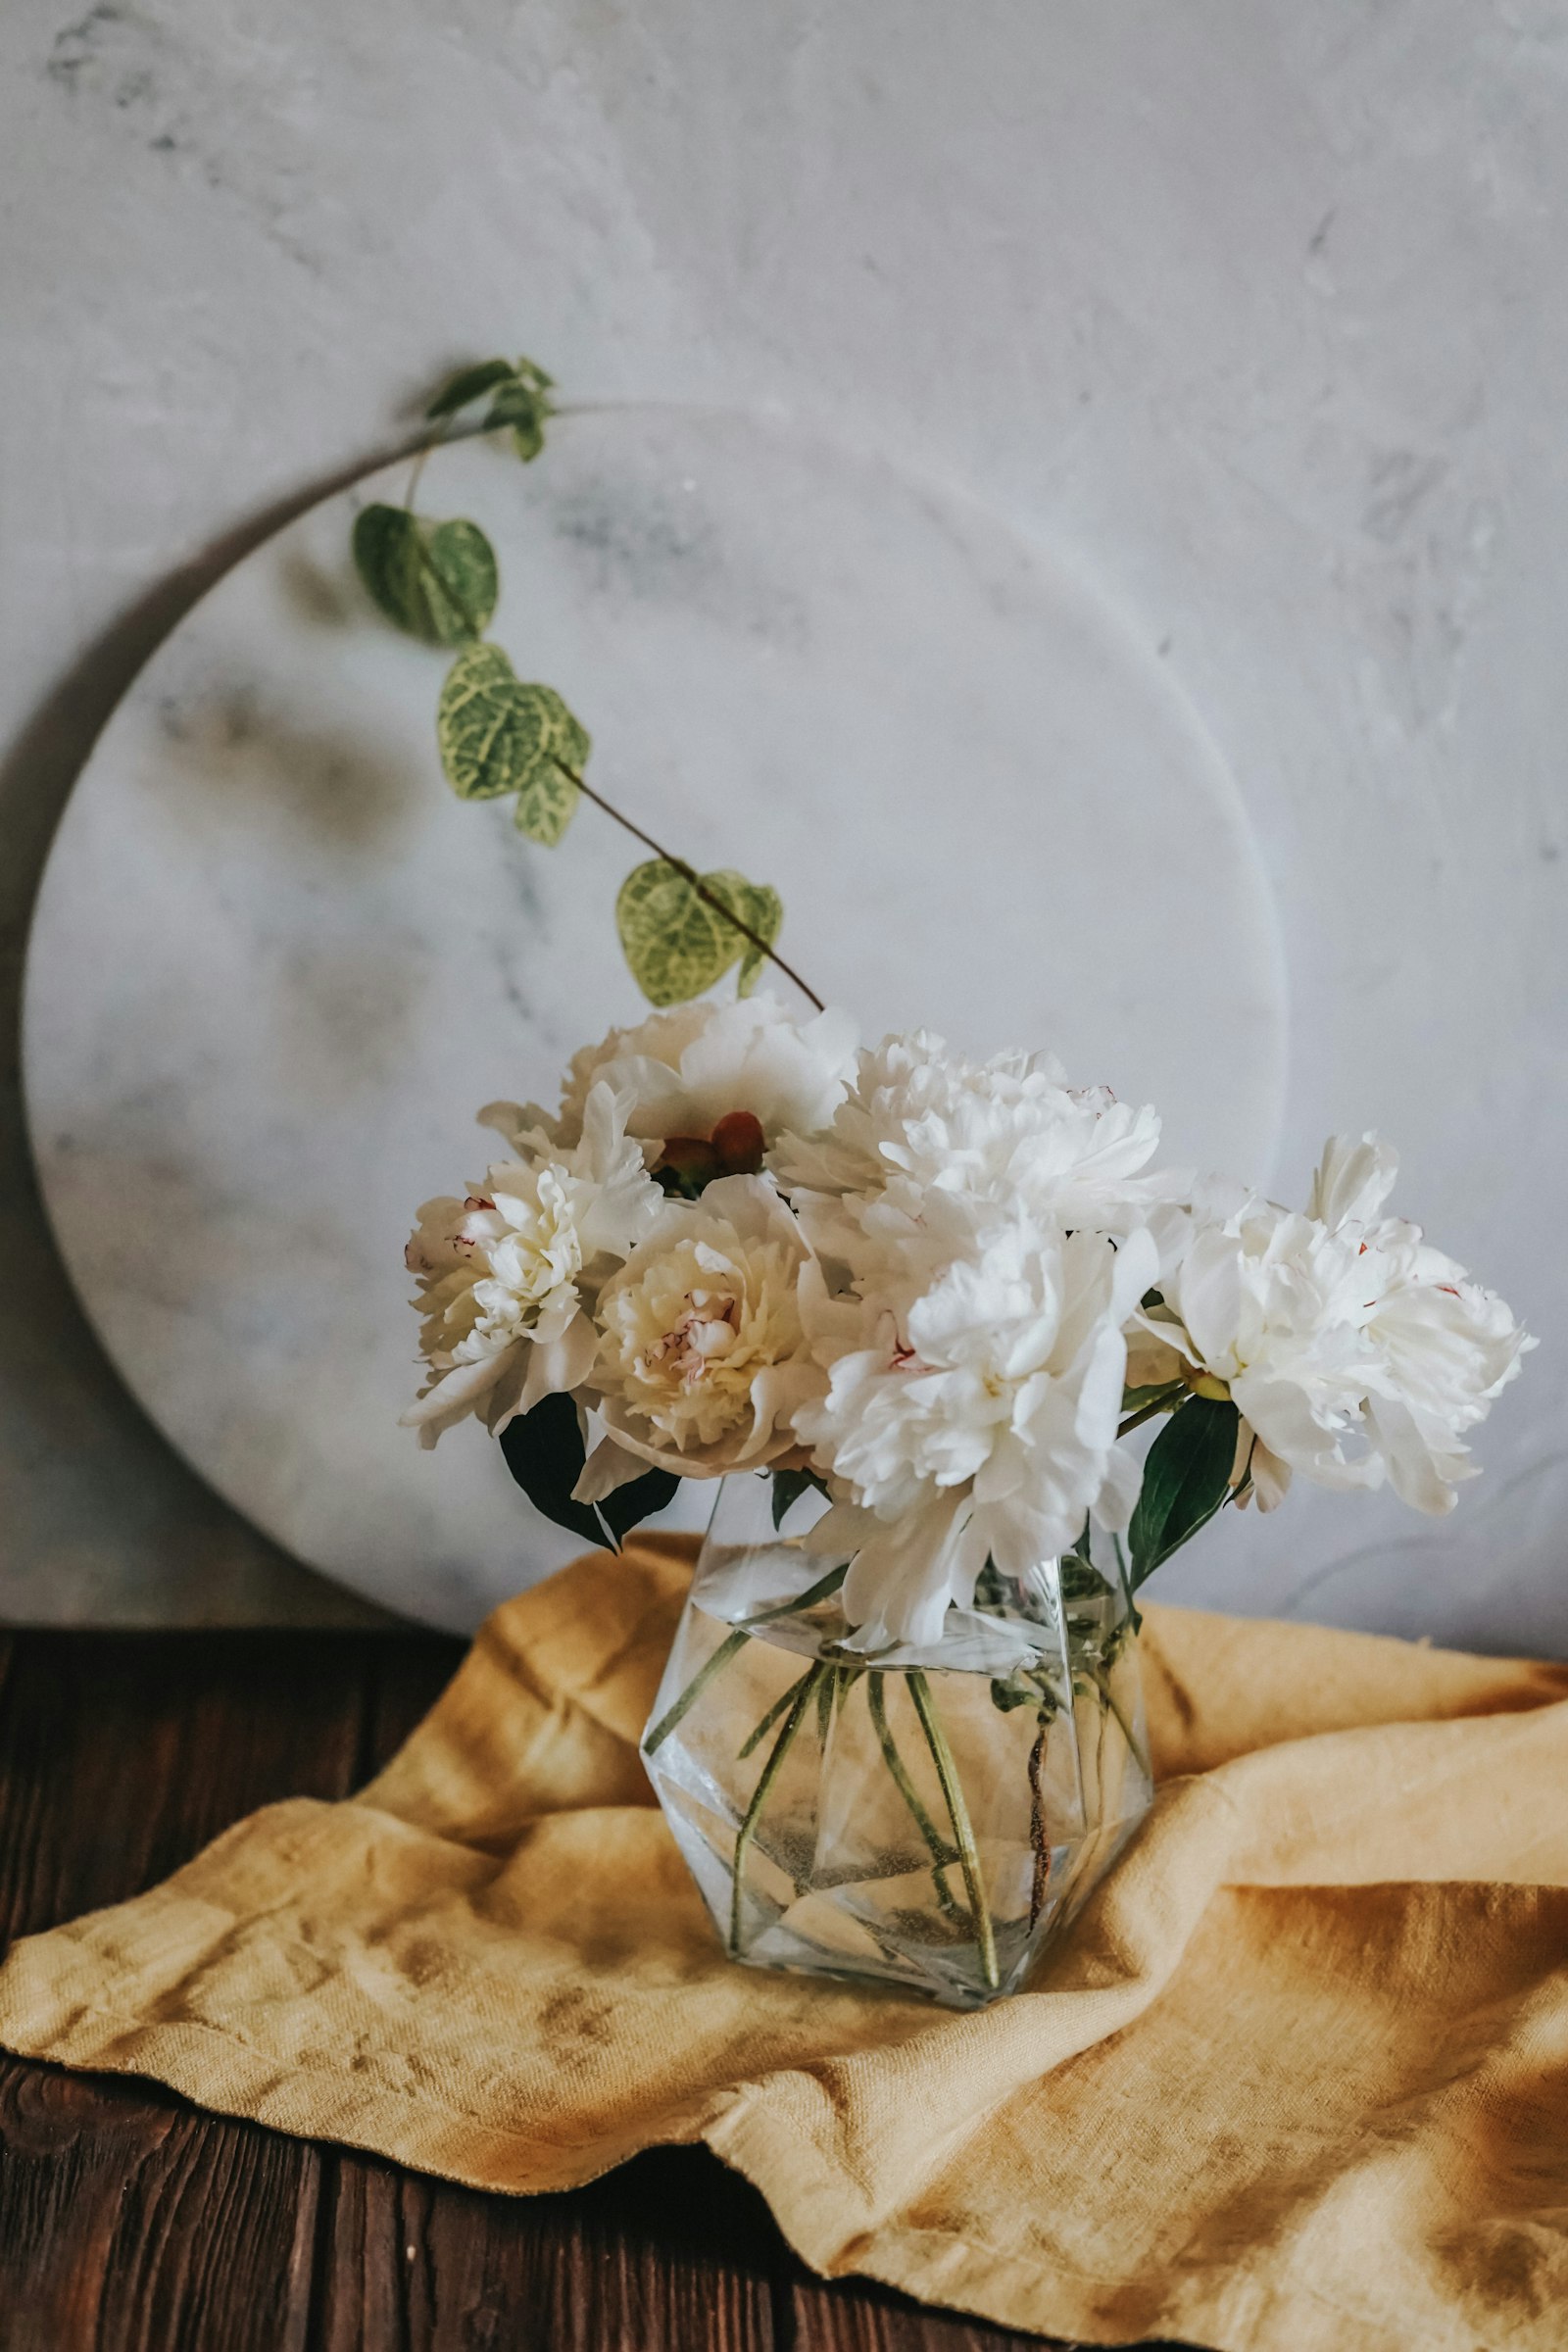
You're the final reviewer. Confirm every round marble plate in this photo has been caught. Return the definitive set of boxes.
[24,410,1286,1631]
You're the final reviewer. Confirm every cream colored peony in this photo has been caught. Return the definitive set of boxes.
[584,1174,820,1484]
[401,1083,660,1447]
[483,993,858,1162]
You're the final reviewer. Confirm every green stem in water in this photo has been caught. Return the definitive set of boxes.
[643,1562,849,1756]
[907,1671,1000,1990]
[815,1661,842,1745]
[1088,1663,1152,1784]
[643,1626,749,1757]
[738,1668,813,1761]
[730,1664,829,1956]
[1110,1530,1142,1637]
[866,1673,960,1920]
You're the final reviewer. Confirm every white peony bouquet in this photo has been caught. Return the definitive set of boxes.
[375,351,1535,1998]
[404,994,1531,1649]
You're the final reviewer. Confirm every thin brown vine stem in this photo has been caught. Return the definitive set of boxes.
[553,757,828,1014]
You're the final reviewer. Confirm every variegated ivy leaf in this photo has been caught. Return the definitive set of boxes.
[615,858,783,1006]
[423,356,556,461]
[352,505,497,646]
[484,377,552,463]
[704,869,783,996]
[436,644,590,846]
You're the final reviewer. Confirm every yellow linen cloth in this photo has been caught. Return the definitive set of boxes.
[2,1534,1567,2352]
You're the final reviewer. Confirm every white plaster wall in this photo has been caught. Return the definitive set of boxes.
[1,2,1563,1641]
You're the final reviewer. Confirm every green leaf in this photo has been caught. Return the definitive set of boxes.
[484,378,552,463]
[513,688,589,843]
[770,1466,829,1530]
[352,505,497,644]
[1127,1396,1241,1590]
[498,1393,606,1547]
[597,1457,680,1545]
[704,870,783,996]
[615,858,784,1006]
[424,358,517,419]
[436,645,589,844]
[498,1392,676,1549]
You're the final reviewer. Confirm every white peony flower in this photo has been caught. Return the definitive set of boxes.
[772,1029,1181,1251]
[792,1187,1158,1650]
[1145,1133,1531,1514]
[402,1083,661,1447]
[490,993,858,1157]
[586,1173,820,1481]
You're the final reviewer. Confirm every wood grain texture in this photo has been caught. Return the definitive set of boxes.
[0,1632,1186,2350]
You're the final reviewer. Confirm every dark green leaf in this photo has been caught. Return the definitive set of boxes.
[498,1392,677,1550]
[436,644,588,842]
[989,1675,1036,1713]
[770,1466,829,1529]
[597,1459,680,1544]
[1127,1396,1241,1589]
[424,359,517,419]
[352,505,497,644]
[498,1393,606,1547]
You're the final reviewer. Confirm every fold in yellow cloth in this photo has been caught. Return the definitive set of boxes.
[3,1535,1567,2352]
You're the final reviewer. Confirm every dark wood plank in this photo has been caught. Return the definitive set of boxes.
[0,1630,369,1938]
[357,1634,467,1783]
[791,2271,1060,2350]
[309,2145,780,2351]
[0,2057,319,2352]
[0,1629,370,2351]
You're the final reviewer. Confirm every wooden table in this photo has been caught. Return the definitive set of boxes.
[0,1629,1189,2350]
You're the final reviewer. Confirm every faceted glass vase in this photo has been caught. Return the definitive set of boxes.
[642,1474,1153,2009]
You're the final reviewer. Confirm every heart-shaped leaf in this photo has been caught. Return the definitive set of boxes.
[436,644,589,844]
[1127,1395,1240,1589]
[615,858,784,1006]
[352,505,497,645]
[424,358,517,420]
[485,378,552,463]
[703,869,783,996]
[499,1391,677,1549]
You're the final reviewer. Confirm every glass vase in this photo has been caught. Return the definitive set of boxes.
[641,1473,1153,2009]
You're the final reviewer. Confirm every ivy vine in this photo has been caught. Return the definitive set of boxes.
[351,356,819,1012]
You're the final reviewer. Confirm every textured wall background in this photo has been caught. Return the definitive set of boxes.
[2,2,1563,1641]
